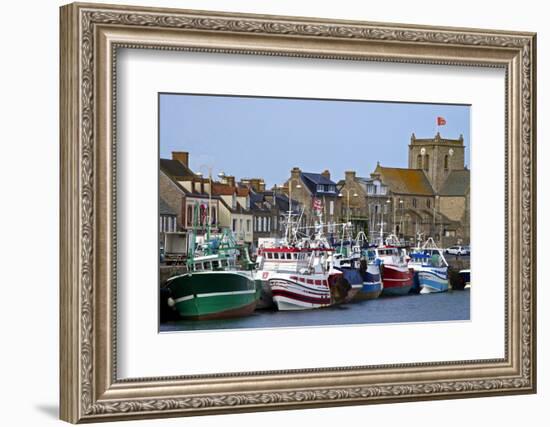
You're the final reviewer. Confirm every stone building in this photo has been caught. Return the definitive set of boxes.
[337,132,470,246]
[281,167,341,231]
[159,151,254,254]
[239,177,303,251]
[408,132,466,193]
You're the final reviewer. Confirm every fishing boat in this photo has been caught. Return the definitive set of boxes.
[357,247,383,300]
[333,230,383,301]
[375,244,414,296]
[257,241,350,311]
[165,204,260,320]
[408,237,449,294]
[369,224,413,296]
[331,252,363,302]
[255,201,351,311]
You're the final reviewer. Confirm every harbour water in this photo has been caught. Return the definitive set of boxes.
[160,288,470,332]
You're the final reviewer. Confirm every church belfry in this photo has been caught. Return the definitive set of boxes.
[408,132,465,193]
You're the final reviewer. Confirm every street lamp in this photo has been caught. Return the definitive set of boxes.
[398,199,404,236]
[196,164,215,236]
[338,189,358,224]
[285,181,301,242]
[386,198,391,235]
[432,194,441,241]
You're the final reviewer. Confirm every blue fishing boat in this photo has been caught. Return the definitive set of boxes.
[408,238,449,294]
[356,248,383,300]
[333,231,383,301]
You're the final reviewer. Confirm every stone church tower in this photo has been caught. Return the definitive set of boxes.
[408,132,465,193]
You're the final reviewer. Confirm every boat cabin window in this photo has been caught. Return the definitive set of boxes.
[267,253,273,259]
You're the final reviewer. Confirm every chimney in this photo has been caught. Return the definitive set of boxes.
[291,167,301,180]
[172,151,189,167]
[321,169,331,180]
[245,178,266,193]
[225,175,235,187]
[345,170,356,183]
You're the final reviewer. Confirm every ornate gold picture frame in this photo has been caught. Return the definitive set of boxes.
[60,2,536,423]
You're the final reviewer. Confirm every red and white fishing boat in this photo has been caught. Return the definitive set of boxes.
[255,202,352,310]
[256,245,348,310]
[374,245,414,296]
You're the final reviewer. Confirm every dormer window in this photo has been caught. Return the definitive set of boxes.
[317,184,324,193]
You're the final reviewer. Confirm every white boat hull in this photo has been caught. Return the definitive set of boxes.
[269,274,332,311]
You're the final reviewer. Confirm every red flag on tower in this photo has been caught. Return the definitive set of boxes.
[437,116,447,126]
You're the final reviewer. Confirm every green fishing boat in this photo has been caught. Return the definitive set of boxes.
[165,203,260,320]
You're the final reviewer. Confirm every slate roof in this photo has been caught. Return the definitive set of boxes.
[159,158,195,178]
[375,166,434,196]
[160,169,218,199]
[159,197,177,216]
[301,172,337,195]
[248,192,271,212]
[263,191,301,214]
[440,169,470,196]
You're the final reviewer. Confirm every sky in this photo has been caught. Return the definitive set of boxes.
[159,93,470,187]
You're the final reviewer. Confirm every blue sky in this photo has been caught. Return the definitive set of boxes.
[159,94,470,187]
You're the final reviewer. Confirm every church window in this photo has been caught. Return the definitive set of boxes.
[444,155,449,170]
[416,154,422,169]
[423,154,430,171]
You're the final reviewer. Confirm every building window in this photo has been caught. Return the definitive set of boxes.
[423,154,430,171]
[417,154,422,169]
[246,219,251,232]
[210,206,216,225]
[239,218,243,231]
[329,200,334,215]
[317,184,324,193]
[263,217,267,232]
[412,198,417,208]
[267,217,271,232]
[444,155,449,170]
[427,199,431,208]
[200,204,207,225]
[232,219,237,232]
[186,205,193,226]
[232,194,236,209]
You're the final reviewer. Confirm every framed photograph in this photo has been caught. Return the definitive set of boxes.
[60,2,537,423]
